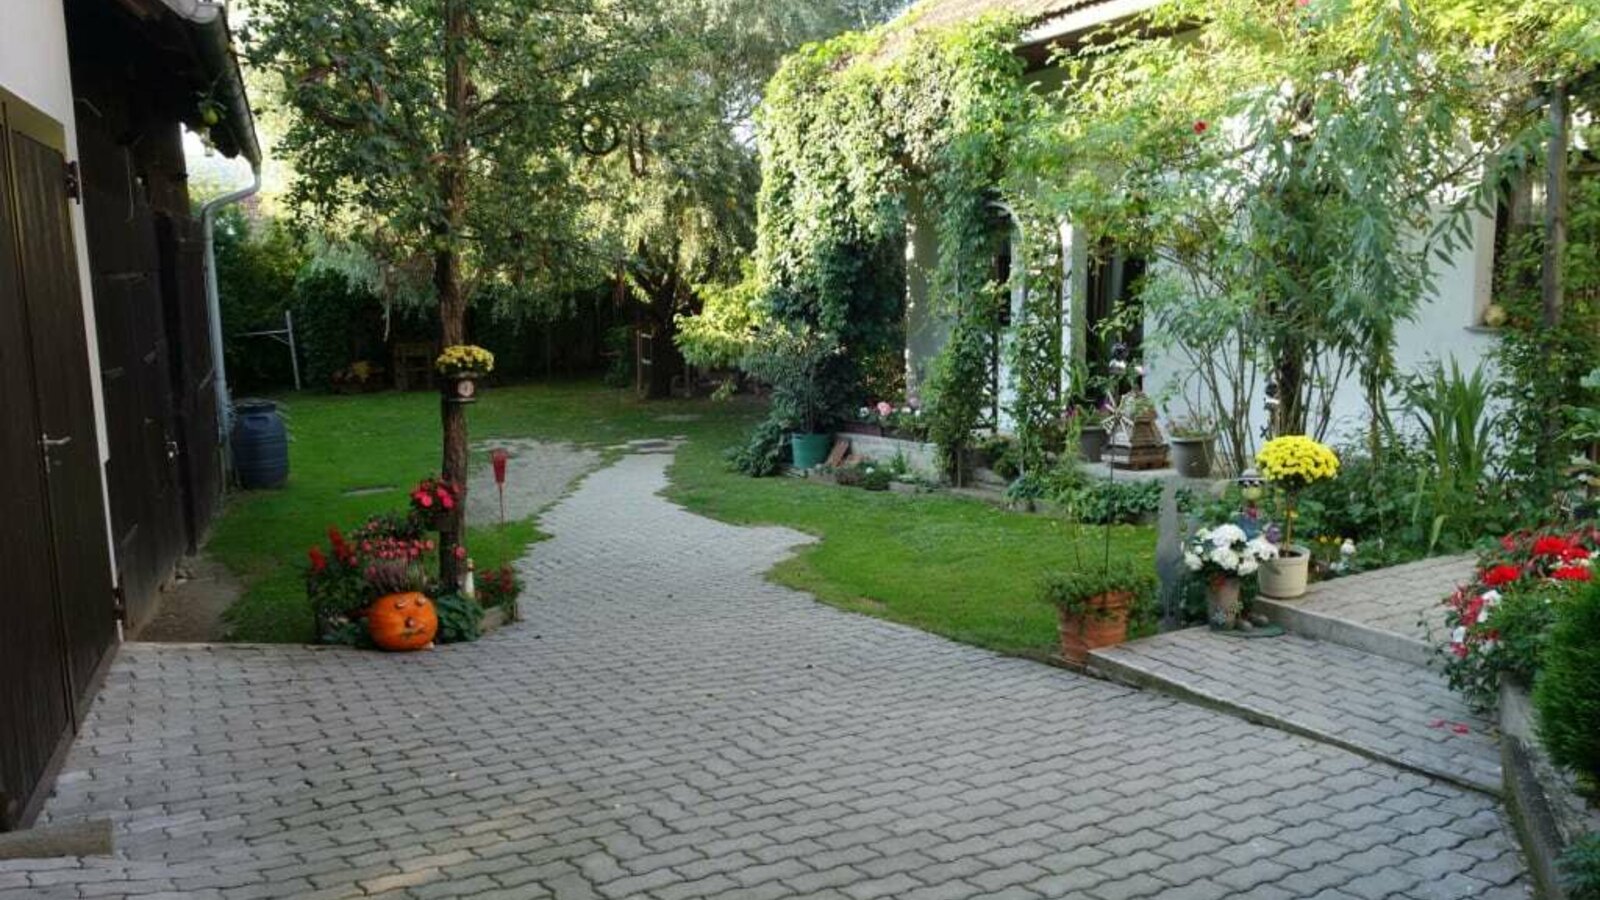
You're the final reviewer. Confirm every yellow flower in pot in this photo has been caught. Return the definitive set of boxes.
[1255,435,1339,599]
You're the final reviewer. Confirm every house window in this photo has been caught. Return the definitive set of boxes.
[1481,174,1538,327]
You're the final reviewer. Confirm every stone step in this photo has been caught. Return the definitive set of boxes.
[1253,555,1476,667]
[1089,627,1502,796]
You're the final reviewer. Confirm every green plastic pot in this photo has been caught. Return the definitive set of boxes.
[789,432,832,469]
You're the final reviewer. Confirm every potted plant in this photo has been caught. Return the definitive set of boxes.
[436,344,495,404]
[1167,413,1217,478]
[1255,434,1340,599]
[742,325,841,470]
[1041,569,1154,665]
[1069,402,1109,462]
[1182,523,1279,629]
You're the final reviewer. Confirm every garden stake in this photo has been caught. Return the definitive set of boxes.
[491,448,509,525]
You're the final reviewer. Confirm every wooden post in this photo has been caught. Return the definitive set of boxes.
[1542,82,1568,329]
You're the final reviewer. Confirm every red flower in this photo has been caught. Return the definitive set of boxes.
[1533,536,1572,557]
[453,545,468,560]
[1552,566,1592,582]
[440,492,455,511]
[1560,545,1591,563]
[417,493,434,508]
[308,547,327,573]
[1193,120,1208,134]
[1481,565,1521,587]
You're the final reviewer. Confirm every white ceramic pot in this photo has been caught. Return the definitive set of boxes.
[1259,546,1311,599]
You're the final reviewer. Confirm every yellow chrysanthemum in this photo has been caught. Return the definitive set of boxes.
[436,344,496,376]
[1256,435,1339,489]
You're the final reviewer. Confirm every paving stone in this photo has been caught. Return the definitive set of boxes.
[0,453,1528,899]
[1090,627,1501,793]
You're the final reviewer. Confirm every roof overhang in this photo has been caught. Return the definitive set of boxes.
[111,0,260,166]
[1015,0,1167,69]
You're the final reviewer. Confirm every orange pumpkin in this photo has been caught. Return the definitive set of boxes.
[367,592,438,651]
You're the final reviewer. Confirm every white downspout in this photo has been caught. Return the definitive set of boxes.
[200,167,262,450]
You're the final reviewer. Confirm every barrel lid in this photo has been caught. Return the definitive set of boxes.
[234,399,278,414]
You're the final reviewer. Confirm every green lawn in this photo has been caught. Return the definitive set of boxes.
[214,380,1156,657]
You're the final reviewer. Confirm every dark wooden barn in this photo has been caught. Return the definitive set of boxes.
[0,0,257,830]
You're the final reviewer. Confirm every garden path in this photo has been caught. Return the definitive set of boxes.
[1,453,1526,899]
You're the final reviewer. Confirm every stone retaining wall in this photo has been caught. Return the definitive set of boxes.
[843,434,941,478]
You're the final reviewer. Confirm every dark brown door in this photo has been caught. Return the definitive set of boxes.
[79,123,187,626]
[0,90,117,830]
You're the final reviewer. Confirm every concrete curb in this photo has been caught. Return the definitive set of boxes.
[1087,648,1502,798]
[1254,597,1435,668]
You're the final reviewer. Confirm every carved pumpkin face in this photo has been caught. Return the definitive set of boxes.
[367,592,438,651]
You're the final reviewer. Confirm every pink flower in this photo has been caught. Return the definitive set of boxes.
[876,401,893,417]
[453,545,468,560]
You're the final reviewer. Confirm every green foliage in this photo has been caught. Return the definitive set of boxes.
[1561,833,1600,900]
[1535,581,1600,790]
[1040,568,1155,617]
[1059,479,1163,526]
[728,418,787,477]
[924,315,997,477]
[1445,583,1562,709]
[1493,134,1600,508]
[1398,358,1497,511]
[290,267,389,387]
[740,324,844,434]
[245,0,663,306]
[214,207,307,392]
[434,592,485,644]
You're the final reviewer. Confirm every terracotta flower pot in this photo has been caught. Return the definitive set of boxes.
[1259,546,1311,599]
[1057,590,1133,665]
[1206,574,1242,629]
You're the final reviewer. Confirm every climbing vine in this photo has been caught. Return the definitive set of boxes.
[737,14,1040,472]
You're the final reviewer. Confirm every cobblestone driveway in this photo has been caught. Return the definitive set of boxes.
[2,453,1527,899]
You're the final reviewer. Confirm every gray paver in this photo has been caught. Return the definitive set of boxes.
[1090,627,1502,793]
[0,453,1528,899]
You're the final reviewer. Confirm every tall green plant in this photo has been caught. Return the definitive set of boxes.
[1399,358,1497,510]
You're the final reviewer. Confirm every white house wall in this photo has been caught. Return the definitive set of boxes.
[2,0,119,580]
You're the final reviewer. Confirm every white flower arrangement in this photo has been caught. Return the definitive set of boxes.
[1184,524,1280,578]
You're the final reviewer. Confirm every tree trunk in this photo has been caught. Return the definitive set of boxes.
[436,0,471,590]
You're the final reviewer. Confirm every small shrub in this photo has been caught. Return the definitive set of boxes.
[1059,479,1162,524]
[859,467,892,492]
[1040,569,1156,618]
[477,564,523,612]
[1441,530,1597,709]
[434,592,485,644]
[1561,833,1600,900]
[1534,581,1600,791]
[729,419,786,477]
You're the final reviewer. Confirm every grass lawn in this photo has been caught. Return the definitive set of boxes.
[214,380,1156,658]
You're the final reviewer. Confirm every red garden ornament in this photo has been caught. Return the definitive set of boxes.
[491,448,509,525]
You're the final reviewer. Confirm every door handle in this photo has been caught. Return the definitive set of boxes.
[166,439,179,461]
[40,434,72,449]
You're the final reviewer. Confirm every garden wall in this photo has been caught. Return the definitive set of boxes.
[845,433,941,479]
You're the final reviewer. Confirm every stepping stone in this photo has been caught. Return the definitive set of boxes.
[1090,628,1502,795]
[626,438,673,454]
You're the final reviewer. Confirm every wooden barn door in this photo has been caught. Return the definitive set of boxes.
[79,122,187,627]
[0,91,117,830]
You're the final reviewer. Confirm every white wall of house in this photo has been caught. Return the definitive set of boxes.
[3,1,119,577]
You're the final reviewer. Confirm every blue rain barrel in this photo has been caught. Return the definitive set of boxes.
[231,400,289,489]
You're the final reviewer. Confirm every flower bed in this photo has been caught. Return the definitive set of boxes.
[305,475,525,650]
[1440,529,1596,709]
